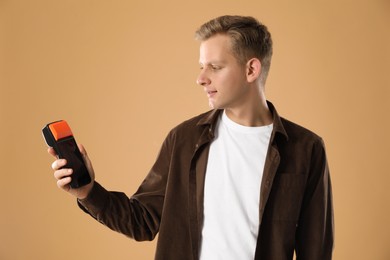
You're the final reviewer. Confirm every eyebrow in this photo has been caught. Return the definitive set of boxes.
[199,60,226,66]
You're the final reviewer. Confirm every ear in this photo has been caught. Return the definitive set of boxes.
[246,58,261,83]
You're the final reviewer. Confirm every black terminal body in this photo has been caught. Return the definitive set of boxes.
[42,120,91,188]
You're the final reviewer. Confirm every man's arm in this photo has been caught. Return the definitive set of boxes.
[76,180,162,241]
[74,131,173,241]
[295,138,334,259]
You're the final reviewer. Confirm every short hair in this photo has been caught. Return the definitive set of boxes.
[195,15,273,85]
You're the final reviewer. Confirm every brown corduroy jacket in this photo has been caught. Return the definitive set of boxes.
[78,101,334,260]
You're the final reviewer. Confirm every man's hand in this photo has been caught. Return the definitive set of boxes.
[48,144,95,199]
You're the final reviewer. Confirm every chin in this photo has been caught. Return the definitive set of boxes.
[209,103,222,110]
[208,99,224,110]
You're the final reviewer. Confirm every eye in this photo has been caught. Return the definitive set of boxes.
[211,65,221,71]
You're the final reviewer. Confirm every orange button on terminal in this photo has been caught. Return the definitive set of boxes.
[49,120,73,141]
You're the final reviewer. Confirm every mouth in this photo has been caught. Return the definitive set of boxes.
[206,90,217,98]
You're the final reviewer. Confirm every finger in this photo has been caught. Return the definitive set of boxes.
[47,147,57,157]
[78,143,87,156]
[54,168,73,180]
[78,144,90,165]
[57,176,72,190]
[78,144,91,165]
[51,159,67,170]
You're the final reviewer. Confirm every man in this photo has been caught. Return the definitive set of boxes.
[49,15,334,259]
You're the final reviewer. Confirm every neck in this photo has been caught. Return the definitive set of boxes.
[225,96,272,127]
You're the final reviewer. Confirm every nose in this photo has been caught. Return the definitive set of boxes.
[196,69,211,86]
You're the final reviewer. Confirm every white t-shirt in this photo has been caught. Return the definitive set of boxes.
[199,111,273,260]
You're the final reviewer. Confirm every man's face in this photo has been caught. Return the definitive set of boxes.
[197,34,249,110]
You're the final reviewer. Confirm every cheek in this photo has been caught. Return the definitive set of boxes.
[219,72,245,91]
[215,70,239,85]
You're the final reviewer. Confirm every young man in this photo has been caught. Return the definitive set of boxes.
[49,15,334,259]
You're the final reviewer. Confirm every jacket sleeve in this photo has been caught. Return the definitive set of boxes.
[77,130,174,241]
[295,138,334,259]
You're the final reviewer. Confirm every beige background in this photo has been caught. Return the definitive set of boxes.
[1,0,389,259]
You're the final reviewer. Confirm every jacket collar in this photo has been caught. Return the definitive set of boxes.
[196,101,289,141]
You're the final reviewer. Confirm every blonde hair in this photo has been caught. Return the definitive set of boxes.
[195,15,273,85]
